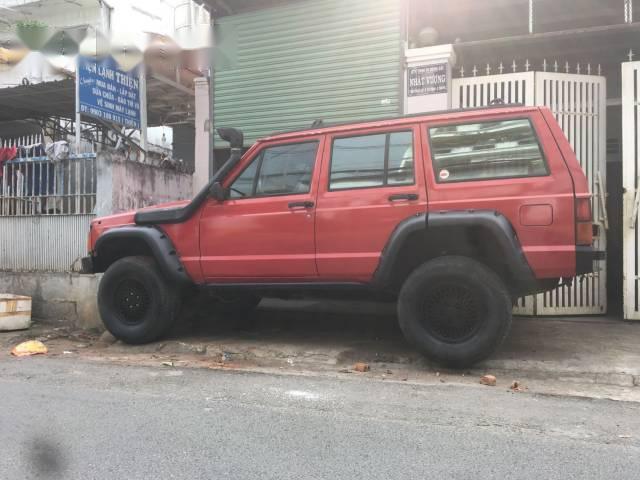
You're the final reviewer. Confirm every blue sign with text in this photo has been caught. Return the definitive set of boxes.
[78,56,141,129]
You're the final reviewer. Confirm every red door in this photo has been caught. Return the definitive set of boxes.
[199,138,323,281]
[315,125,428,281]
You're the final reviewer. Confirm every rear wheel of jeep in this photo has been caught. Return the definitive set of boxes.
[397,256,512,368]
[98,256,180,344]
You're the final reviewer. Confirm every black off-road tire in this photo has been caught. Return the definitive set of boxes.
[397,256,512,368]
[98,256,180,344]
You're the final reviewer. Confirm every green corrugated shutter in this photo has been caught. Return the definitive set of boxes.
[214,0,403,145]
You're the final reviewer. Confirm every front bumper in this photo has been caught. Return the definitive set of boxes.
[576,246,606,275]
[80,255,94,274]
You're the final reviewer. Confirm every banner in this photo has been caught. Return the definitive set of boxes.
[78,56,141,129]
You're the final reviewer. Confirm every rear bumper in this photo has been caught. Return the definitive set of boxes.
[80,255,94,274]
[576,246,606,275]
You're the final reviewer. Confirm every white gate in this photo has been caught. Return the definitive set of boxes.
[452,70,607,316]
[623,61,640,320]
[535,73,607,315]
[453,72,535,109]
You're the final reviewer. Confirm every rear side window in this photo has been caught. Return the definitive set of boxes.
[428,119,548,183]
[329,131,414,190]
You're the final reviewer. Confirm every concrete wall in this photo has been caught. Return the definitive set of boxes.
[0,272,102,330]
[96,151,193,216]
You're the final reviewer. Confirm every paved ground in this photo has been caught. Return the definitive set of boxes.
[2,356,640,479]
[3,299,640,401]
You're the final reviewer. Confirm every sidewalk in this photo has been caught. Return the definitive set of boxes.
[485,315,640,384]
[2,299,640,401]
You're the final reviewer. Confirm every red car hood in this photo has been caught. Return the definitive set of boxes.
[89,200,191,249]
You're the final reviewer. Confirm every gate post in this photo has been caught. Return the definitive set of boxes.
[622,61,640,319]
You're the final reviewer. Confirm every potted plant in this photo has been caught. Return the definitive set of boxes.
[16,20,50,51]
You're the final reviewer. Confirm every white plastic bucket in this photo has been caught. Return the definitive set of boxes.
[0,294,32,331]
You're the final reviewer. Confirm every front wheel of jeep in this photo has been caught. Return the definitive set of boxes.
[397,256,512,368]
[98,256,180,344]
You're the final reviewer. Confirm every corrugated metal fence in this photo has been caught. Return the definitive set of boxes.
[0,214,94,272]
[0,136,96,272]
[214,0,403,144]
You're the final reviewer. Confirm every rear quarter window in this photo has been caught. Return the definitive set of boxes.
[428,118,548,183]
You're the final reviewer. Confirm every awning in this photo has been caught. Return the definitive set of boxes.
[0,72,195,126]
[453,23,640,65]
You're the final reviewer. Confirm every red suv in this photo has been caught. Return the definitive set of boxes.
[82,105,603,367]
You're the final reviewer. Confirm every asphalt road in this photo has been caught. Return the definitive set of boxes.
[2,357,640,479]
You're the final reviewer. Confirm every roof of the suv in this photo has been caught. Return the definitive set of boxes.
[258,105,540,143]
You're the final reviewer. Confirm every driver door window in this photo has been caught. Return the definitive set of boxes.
[229,157,258,198]
[229,141,318,199]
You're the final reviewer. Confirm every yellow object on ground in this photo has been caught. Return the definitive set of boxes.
[11,340,48,357]
[0,47,28,65]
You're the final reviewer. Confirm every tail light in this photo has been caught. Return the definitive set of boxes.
[576,197,593,246]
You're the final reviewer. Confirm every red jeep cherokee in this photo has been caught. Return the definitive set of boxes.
[82,105,603,367]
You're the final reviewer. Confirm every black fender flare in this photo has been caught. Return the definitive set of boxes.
[372,210,537,294]
[94,226,192,285]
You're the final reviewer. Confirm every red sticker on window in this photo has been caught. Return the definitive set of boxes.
[439,169,450,180]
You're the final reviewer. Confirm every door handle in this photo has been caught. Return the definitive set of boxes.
[288,201,314,209]
[388,193,418,202]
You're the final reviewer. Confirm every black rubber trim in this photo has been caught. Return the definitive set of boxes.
[372,210,538,295]
[199,282,390,300]
[93,226,191,285]
[576,246,606,275]
[202,282,367,291]
[80,256,93,274]
[372,213,428,289]
[134,187,209,225]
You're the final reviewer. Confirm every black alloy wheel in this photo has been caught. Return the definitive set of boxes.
[114,279,151,325]
[420,282,487,344]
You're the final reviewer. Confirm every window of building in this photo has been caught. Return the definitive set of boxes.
[329,131,414,190]
[428,119,548,183]
[228,141,318,198]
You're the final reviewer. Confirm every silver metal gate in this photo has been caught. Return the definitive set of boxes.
[623,61,640,320]
[452,69,607,315]
[534,73,607,315]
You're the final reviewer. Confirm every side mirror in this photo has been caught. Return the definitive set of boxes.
[209,181,227,201]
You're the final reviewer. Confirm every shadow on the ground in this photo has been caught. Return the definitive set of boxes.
[168,298,631,371]
[182,299,400,337]
[168,298,422,366]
